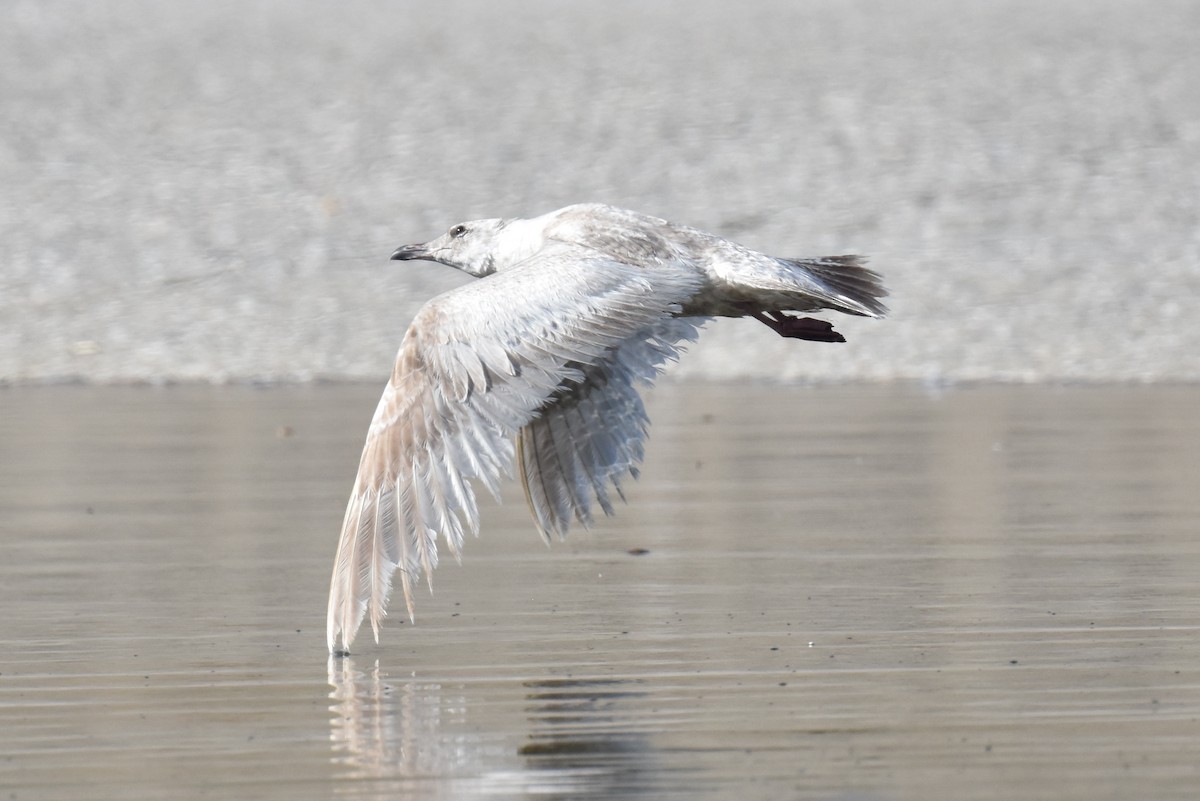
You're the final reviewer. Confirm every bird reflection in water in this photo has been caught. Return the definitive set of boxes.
[328,659,665,798]
[518,677,663,798]
[328,656,468,782]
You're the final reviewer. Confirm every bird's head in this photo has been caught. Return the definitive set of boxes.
[391,217,529,278]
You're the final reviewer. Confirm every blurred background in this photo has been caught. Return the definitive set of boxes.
[2,0,1198,384]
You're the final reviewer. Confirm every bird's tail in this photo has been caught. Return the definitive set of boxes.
[780,255,889,318]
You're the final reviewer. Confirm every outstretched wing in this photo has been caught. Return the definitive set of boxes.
[516,316,705,540]
[327,243,705,653]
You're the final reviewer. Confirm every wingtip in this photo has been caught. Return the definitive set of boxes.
[328,620,351,656]
[326,588,344,655]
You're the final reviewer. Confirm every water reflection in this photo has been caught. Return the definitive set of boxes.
[328,661,665,799]
[4,384,1199,800]
[328,657,466,782]
[517,678,661,798]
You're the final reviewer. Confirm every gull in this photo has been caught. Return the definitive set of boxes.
[327,203,887,654]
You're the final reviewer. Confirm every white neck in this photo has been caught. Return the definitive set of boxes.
[493,217,549,271]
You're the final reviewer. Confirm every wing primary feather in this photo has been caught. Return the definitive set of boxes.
[353,487,377,645]
[394,471,419,626]
[425,448,466,560]
[516,429,556,545]
[544,405,594,530]
[440,441,481,538]
[368,480,397,646]
[328,488,366,653]
[564,397,616,517]
[412,452,440,590]
[537,418,575,537]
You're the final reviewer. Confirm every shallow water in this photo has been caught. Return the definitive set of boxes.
[1,383,1198,800]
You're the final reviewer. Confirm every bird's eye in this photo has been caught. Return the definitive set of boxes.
[449,224,468,238]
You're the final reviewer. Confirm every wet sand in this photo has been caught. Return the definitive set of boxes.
[1,383,1198,799]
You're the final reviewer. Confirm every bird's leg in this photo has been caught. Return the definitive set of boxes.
[752,311,846,343]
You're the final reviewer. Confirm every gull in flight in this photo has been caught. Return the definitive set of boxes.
[327,203,887,654]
